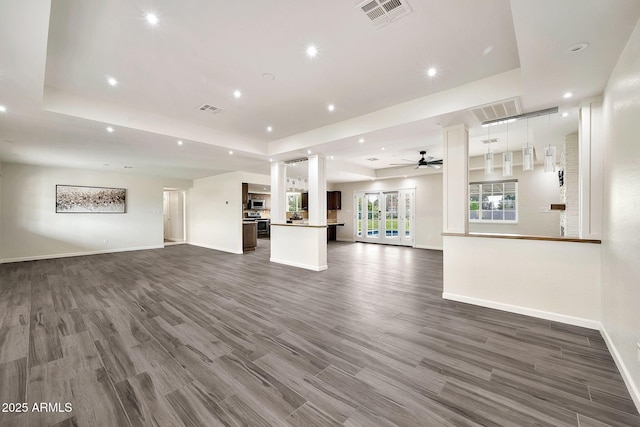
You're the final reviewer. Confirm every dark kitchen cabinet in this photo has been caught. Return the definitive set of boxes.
[327,191,341,210]
[242,183,249,209]
[301,192,308,210]
[243,222,257,252]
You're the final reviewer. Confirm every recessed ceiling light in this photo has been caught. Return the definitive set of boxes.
[145,12,159,26]
[263,187,266,190]
[404,175,407,178]
[381,147,386,151]
[426,67,438,78]
[262,73,276,81]
[330,156,334,160]
[565,42,589,54]
[269,158,273,162]
[327,104,335,112]
[106,126,114,133]
[107,77,118,86]
[563,92,573,99]
[307,150,312,154]
[306,44,318,58]
[266,126,273,133]
[0,105,6,113]
[177,140,183,146]
[233,90,242,99]
[229,150,234,155]
[358,138,365,143]
[561,112,569,118]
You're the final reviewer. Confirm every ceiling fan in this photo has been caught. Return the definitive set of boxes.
[390,150,443,169]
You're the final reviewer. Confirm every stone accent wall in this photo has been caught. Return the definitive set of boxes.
[560,133,579,237]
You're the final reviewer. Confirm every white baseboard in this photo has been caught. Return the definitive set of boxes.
[415,244,443,251]
[188,241,243,255]
[270,257,328,271]
[0,245,164,264]
[336,238,355,242]
[600,325,640,413]
[442,292,601,330]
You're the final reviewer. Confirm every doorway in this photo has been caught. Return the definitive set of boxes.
[163,190,186,244]
[354,189,415,246]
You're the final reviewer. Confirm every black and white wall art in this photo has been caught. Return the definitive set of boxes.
[56,185,126,213]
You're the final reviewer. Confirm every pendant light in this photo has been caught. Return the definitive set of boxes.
[544,145,556,172]
[543,115,557,172]
[522,118,534,171]
[484,126,494,174]
[502,121,513,177]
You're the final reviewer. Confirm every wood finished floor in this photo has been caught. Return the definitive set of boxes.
[0,241,638,427]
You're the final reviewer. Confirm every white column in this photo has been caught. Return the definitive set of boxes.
[442,124,469,234]
[270,161,286,224]
[579,97,603,240]
[308,154,327,226]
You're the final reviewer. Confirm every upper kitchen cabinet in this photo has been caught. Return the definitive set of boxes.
[327,191,341,210]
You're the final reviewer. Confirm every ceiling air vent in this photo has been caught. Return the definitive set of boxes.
[367,158,379,161]
[481,138,499,144]
[197,103,223,114]
[357,0,412,29]
[469,98,521,123]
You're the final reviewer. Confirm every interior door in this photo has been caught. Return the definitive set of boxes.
[163,191,171,239]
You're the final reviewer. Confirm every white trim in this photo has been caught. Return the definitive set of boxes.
[270,257,328,271]
[415,244,443,251]
[188,241,243,255]
[0,245,164,264]
[336,237,355,242]
[600,325,640,413]
[442,292,601,330]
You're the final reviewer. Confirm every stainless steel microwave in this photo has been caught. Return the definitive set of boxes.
[249,199,266,209]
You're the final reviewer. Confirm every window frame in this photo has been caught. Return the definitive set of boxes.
[469,180,518,224]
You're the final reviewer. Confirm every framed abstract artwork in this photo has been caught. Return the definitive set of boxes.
[56,185,126,213]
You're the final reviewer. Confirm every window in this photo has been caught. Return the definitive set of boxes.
[286,192,301,212]
[469,181,517,223]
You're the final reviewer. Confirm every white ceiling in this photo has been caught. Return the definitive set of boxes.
[1,0,639,182]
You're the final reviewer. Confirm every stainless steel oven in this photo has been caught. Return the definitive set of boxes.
[256,219,270,236]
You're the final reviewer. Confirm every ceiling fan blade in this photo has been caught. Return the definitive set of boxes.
[400,159,415,162]
[389,163,412,166]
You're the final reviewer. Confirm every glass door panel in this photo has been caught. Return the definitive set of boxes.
[366,193,380,240]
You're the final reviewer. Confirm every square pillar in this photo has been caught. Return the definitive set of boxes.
[442,124,469,233]
[579,97,603,240]
[308,154,327,226]
[270,161,286,224]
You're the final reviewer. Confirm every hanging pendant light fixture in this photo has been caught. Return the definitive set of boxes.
[522,117,534,171]
[484,126,494,174]
[543,114,556,172]
[502,121,513,177]
[544,145,557,172]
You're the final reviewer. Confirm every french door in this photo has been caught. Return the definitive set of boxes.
[354,189,415,246]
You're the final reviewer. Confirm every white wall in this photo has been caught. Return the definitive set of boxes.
[468,163,562,236]
[443,235,601,328]
[187,171,243,254]
[0,162,191,262]
[601,19,640,409]
[332,173,443,250]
